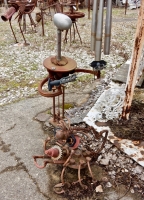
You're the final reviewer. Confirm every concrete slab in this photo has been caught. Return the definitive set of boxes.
[112,60,144,87]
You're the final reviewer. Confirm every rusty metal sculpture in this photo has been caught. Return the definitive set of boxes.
[1,0,37,45]
[33,118,108,193]
[38,13,105,126]
[37,0,62,36]
[60,0,85,44]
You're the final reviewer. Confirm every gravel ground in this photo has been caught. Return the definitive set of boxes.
[0,6,138,106]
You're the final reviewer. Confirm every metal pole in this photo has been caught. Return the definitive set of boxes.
[62,86,65,118]
[91,0,99,51]
[104,0,112,55]
[57,29,61,61]
[9,19,18,43]
[53,96,56,121]
[95,0,104,61]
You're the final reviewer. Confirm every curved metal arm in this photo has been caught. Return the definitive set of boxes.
[74,68,100,78]
[33,155,53,169]
[38,76,63,97]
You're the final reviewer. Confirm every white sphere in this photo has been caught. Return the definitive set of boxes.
[53,13,72,30]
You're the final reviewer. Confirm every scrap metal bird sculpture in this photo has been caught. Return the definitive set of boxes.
[1,0,37,45]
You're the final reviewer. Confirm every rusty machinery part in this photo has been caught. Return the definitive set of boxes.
[33,118,108,193]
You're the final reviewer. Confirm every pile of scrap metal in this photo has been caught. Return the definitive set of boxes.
[33,118,108,194]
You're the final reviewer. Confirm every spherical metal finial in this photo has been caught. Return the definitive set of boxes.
[53,13,72,31]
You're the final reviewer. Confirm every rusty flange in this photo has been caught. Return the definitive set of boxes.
[43,56,77,79]
[63,11,85,20]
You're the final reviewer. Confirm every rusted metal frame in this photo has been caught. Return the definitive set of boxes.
[122,1,144,120]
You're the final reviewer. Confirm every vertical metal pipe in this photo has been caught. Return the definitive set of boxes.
[53,96,56,121]
[91,0,99,51]
[95,0,104,61]
[62,86,65,118]
[57,29,61,61]
[104,0,112,55]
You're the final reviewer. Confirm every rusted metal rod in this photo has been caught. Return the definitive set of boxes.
[9,19,18,43]
[57,29,62,61]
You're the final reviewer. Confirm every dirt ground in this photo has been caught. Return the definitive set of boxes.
[108,99,144,141]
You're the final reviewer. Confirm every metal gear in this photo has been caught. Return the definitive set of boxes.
[51,145,62,160]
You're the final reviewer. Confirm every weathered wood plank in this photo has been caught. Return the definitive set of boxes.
[122,0,144,119]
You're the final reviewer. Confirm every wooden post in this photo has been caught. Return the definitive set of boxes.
[122,1,144,120]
